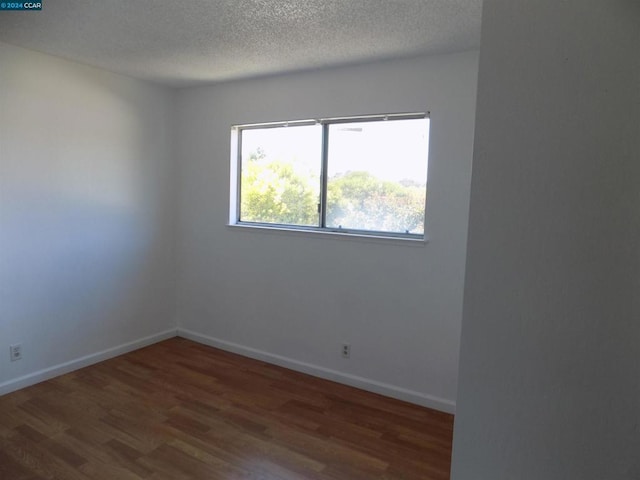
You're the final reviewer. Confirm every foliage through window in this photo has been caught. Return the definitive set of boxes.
[232,114,429,238]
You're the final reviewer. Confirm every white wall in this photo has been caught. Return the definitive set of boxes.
[175,51,478,411]
[0,43,177,392]
[452,1,640,478]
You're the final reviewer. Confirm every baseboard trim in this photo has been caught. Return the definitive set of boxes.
[0,328,178,396]
[177,328,455,414]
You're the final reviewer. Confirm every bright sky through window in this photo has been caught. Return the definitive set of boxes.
[241,119,428,185]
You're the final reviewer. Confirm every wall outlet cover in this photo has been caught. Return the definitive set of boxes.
[9,344,22,361]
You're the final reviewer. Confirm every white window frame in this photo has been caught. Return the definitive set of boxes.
[229,112,430,241]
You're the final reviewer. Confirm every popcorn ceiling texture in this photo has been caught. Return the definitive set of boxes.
[0,0,481,86]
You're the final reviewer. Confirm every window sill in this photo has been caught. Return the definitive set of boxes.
[226,223,428,246]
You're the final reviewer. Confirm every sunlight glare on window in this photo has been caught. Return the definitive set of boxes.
[326,118,429,234]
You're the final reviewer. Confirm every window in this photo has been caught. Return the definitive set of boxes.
[230,113,429,239]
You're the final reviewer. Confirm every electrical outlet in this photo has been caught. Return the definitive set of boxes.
[342,343,351,358]
[9,344,22,361]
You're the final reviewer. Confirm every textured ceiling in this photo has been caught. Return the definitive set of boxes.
[0,0,482,87]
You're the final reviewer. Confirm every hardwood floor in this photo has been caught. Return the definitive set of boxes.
[0,338,454,479]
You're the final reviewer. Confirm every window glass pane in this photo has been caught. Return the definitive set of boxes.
[326,118,429,234]
[240,125,321,226]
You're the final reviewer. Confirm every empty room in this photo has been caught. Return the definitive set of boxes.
[0,1,638,479]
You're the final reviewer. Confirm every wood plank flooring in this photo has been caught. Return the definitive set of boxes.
[0,338,454,479]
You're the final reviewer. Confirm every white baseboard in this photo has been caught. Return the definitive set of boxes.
[1,327,456,414]
[0,328,178,396]
[178,328,456,414]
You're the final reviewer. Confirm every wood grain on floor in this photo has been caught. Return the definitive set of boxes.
[0,338,453,479]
